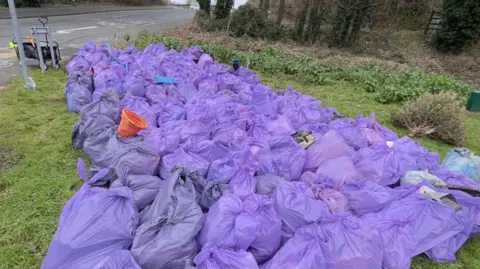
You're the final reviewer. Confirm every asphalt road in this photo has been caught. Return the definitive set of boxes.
[0,7,195,86]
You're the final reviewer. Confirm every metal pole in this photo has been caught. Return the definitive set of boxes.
[7,0,36,89]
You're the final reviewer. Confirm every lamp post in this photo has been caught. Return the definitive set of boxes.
[7,0,35,89]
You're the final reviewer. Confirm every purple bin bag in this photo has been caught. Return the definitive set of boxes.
[304,130,355,171]
[41,186,138,269]
[85,129,160,184]
[354,140,418,186]
[66,68,93,91]
[301,171,348,213]
[145,84,168,105]
[156,101,186,124]
[431,167,480,188]
[272,180,330,243]
[250,84,277,116]
[64,83,92,113]
[194,243,259,269]
[395,137,440,171]
[315,156,360,185]
[131,168,203,269]
[57,158,108,228]
[178,120,211,143]
[184,99,217,124]
[301,171,335,189]
[255,174,285,196]
[123,76,146,97]
[260,222,336,269]
[197,53,213,70]
[182,138,232,163]
[246,117,271,140]
[72,114,115,150]
[92,250,141,269]
[80,88,120,123]
[243,194,282,263]
[424,187,480,262]
[268,135,306,181]
[198,193,262,250]
[265,114,295,136]
[314,188,348,213]
[229,167,257,200]
[362,193,464,269]
[228,155,258,199]
[341,179,417,217]
[66,55,89,73]
[207,152,242,184]
[317,213,383,269]
[331,113,398,150]
[176,81,198,102]
[140,127,181,157]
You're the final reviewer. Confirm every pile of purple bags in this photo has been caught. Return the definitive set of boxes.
[42,40,480,269]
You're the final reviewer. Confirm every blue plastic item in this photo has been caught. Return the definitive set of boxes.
[442,148,480,182]
[153,76,175,84]
[110,57,129,71]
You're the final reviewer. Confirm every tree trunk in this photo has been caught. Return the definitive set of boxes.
[198,0,211,15]
[262,0,270,12]
[276,0,286,25]
[295,0,310,42]
[306,0,322,43]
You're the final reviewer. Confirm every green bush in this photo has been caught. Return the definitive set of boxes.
[229,4,285,40]
[198,0,211,15]
[117,0,149,5]
[214,0,234,19]
[203,18,229,32]
[2,0,39,7]
[434,0,480,53]
[131,31,473,105]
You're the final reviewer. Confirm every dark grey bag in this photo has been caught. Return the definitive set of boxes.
[131,168,203,269]
[80,88,121,123]
[85,129,160,185]
[72,114,115,149]
[111,175,164,211]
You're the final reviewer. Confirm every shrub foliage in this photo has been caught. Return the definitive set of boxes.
[214,0,234,19]
[229,4,284,40]
[434,0,480,53]
[391,92,466,145]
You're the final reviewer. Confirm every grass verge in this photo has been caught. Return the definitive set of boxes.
[0,69,83,269]
[0,66,478,268]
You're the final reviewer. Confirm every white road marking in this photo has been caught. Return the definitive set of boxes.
[96,21,128,29]
[0,60,14,68]
[56,26,98,34]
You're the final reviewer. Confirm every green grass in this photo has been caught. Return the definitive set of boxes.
[0,69,84,269]
[0,68,479,268]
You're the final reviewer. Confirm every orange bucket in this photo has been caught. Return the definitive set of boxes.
[118,108,148,137]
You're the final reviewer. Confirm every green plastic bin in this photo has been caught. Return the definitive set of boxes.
[466,91,480,112]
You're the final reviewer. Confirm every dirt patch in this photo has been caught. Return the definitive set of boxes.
[164,25,480,87]
[0,146,20,171]
[44,97,64,104]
